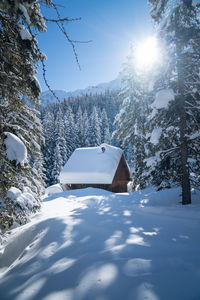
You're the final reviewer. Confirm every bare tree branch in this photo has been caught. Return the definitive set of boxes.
[41,60,61,103]
[44,16,81,23]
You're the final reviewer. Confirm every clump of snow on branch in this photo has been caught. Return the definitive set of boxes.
[18,24,32,40]
[0,186,41,230]
[6,187,37,211]
[150,127,162,145]
[152,89,175,110]
[151,89,175,118]
[4,132,27,166]
[33,76,42,93]
[145,152,161,168]
[19,4,31,25]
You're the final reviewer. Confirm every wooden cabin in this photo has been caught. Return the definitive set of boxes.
[59,144,131,193]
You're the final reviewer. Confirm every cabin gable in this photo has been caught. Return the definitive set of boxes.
[110,154,130,192]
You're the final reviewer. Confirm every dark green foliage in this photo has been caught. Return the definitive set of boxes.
[0,0,50,229]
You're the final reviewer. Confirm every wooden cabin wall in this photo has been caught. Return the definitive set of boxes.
[71,184,111,191]
[110,155,130,192]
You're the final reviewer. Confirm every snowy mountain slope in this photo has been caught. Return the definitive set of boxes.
[0,187,200,300]
[40,76,122,106]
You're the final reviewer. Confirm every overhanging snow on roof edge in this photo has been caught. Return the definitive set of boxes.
[59,144,123,184]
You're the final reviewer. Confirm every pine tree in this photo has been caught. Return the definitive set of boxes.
[113,48,152,189]
[82,109,89,146]
[64,105,78,159]
[55,107,67,166]
[101,108,111,144]
[42,107,55,186]
[0,0,87,228]
[76,106,84,147]
[0,0,50,228]
[149,0,200,204]
[50,107,67,184]
[88,106,101,146]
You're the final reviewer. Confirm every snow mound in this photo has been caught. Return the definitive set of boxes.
[4,132,27,166]
[46,184,63,195]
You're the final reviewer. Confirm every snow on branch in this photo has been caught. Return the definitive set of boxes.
[3,132,27,166]
[150,127,162,145]
[18,24,32,40]
[152,89,175,110]
[18,4,31,25]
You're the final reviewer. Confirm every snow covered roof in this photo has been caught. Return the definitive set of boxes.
[59,144,124,184]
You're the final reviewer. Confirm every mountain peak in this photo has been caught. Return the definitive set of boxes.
[40,76,122,106]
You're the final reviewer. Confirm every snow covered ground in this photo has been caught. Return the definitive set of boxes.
[0,187,200,300]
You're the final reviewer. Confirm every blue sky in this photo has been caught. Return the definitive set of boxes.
[37,0,154,92]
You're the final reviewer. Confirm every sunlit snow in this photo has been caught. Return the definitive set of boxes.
[0,187,200,299]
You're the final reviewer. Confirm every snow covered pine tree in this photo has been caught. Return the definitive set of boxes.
[114,47,152,189]
[149,0,200,204]
[88,106,101,146]
[0,1,78,229]
[0,1,49,228]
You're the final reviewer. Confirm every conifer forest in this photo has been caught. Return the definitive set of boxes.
[1,2,200,299]
[1,0,200,229]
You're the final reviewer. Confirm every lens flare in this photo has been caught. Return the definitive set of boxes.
[135,37,160,69]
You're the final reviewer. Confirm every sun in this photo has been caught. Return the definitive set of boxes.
[134,37,160,70]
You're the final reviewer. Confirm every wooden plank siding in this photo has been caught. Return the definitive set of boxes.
[110,154,130,192]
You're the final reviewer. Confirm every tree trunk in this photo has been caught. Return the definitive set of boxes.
[179,101,191,204]
[177,43,191,205]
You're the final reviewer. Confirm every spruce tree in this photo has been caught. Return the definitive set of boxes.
[88,106,101,146]
[64,105,78,159]
[76,106,84,147]
[113,48,152,189]
[101,108,111,144]
[49,107,67,184]
[82,109,89,146]
[55,107,67,166]
[42,107,55,186]
[0,1,49,228]
[149,0,200,204]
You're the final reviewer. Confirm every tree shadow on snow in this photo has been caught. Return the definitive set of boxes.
[0,189,200,300]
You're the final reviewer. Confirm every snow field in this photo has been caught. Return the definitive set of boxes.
[0,187,200,300]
